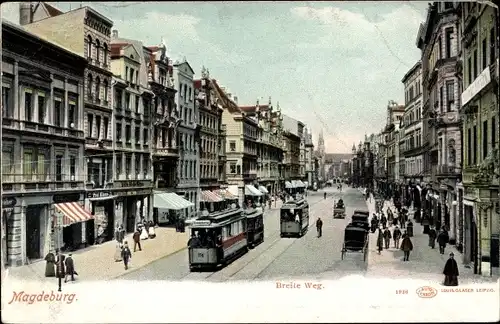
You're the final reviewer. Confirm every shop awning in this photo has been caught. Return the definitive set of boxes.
[227,185,239,197]
[285,181,294,189]
[54,202,94,227]
[245,185,262,196]
[217,189,238,200]
[201,190,224,203]
[291,180,298,187]
[303,181,309,187]
[153,192,194,210]
[258,186,269,194]
[296,180,306,187]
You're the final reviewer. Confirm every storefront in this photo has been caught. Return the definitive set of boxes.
[153,191,194,225]
[86,191,118,244]
[117,190,152,233]
[2,197,17,267]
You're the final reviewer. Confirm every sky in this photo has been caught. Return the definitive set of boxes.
[1,1,428,153]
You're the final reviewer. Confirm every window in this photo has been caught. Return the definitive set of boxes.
[95,77,101,101]
[482,38,487,70]
[55,155,63,181]
[490,28,495,65]
[467,57,472,85]
[103,43,108,65]
[473,50,478,79]
[116,155,122,176]
[2,84,12,117]
[37,150,47,180]
[135,95,140,113]
[229,141,236,152]
[23,150,33,181]
[439,86,444,113]
[115,89,122,109]
[438,37,442,59]
[96,116,101,139]
[444,2,453,9]
[467,128,472,165]
[37,92,46,124]
[24,91,33,121]
[125,66,129,81]
[483,120,488,159]
[188,87,192,101]
[129,68,134,84]
[473,126,477,164]
[54,97,63,127]
[125,93,130,110]
[103,80,108,103]
[135,71,138,86]
[183,84,187,102]
[116,122,122,141]
[143,129,149,144]
[2,148,13,180]
[492,117,497,149]
[68,99,76,128]
[125,154,131,176]
[445,28,453,58]
[230,162,236,174]
[87,114,93,138]
[103,117,109,140]
[95,39,101,63]
[125,124,131,142]
[69,156,76,180]
[446,81,454,112]
[135,126,140,143]
[143,158,149,178]
[87,74,93,98]
[135,155,140,178]
[143,98,150,117]
[86,35,92,58]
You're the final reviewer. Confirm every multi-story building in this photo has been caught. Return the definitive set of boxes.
[383,101,405,193]
[304,127,315,187]
[239,99,284,195]
[456,2,499,276]
[402,61,424,185]
[299,124,306,181]
[21,4,118,245]
[2,21,89,266]
[282,114,302,182]
[194,69,227,203]
[316,130,326,182]
[110,34,154,234]
[172,59,198,219]
[417,2,463,251]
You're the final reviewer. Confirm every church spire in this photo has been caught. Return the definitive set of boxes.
[318,129,325,156]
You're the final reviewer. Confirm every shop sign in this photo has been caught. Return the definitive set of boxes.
[53,193,80,204]
[118,180,149,188]
[87,191,111,199]
[2,197,17,208]
[121,189,151,196]
[461,67,491,106]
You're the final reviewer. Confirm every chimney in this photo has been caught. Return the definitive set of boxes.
[19,2,32,26]
[233,96,238,104]
[112,30,118,39]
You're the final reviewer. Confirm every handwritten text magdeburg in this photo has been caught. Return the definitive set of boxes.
[8,291,77,305]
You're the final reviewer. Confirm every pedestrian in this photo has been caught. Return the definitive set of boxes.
[407,219,414,237]
[428,226,437,249]
[381,215,387,229]
[133,228,142,252]
[383,227,392,249]
[437,228,449,254]
[114,242,123,262]
[400,234,413,261]
[121,241,132,270]
[316,217,323,238]
[56,251,66,280]
[148,220,156,239]
[96,224,105,244]
[64,253,76,283]
[114,224,121,242]
[376,228,383,254]
[393,226,402,249]
[44,251,56,277]
[443,252,459,286]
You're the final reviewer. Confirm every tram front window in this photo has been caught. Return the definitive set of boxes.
[189,229,219,248]
[280,210,295,222]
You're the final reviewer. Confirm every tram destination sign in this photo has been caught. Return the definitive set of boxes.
[192,220,211,226]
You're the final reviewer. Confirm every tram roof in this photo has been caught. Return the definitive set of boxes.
[245,208,264,218]
[281,199,307,208]
[191,208,245,228]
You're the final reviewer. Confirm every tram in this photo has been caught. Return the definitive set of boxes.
[280,197,309,238]
[246,207,264,248]
[188,206,248,271]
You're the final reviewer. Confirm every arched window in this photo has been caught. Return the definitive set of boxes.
[87,74,93,98]
[95,77,101,100]
[86,35,92,59]
[103,43,108,65]
[103,80,108,103]
[95,39,101,63]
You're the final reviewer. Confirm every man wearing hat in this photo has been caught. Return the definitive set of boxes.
[443,252,459,286]
[64,253,76,282]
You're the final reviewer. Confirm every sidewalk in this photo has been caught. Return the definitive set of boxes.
[5,227,189,283]
[365,195,498,284]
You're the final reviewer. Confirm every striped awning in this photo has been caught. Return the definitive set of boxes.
[285,181,294,189]
[54,202,94,227]
[295,180,306,187]
[245,185,262,196]
[217,189,238,200]
[201,190,224,203]
[154,192,194,210]
[258,186,269,194]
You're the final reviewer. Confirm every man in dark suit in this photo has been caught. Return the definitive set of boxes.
[64,253,76,282]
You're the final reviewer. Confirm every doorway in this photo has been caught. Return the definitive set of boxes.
[25,205,42,261]
[472,220,478,274]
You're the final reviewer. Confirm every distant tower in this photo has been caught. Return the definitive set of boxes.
[318,129,325,157]
[19,2,33,26]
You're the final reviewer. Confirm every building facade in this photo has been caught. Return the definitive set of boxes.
[281,114,302,182]
[22,5,118,247]
[304,127,316,187]
[173,59,198,219]
[2,21,88,266]
[457,2,499,276]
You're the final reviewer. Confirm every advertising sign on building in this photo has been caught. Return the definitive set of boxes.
[461,67,491,106]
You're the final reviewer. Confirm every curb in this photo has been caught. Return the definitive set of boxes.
[112,246,188,280]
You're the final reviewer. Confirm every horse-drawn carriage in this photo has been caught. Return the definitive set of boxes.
[341,224,368,261]
[333,199,346,219]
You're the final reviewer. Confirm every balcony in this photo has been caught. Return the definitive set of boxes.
[462,166,479,184]
[435,164,461,178]
[2,173,85,193]
[2,118,85,139]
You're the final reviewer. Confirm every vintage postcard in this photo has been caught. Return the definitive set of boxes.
[1,1,499,323]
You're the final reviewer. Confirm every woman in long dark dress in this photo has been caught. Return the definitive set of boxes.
[443,252,459,286]
[44,252,56,277]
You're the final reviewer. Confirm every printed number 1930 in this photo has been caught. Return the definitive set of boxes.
[396,290,408,295]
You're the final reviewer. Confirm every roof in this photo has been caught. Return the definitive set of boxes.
[43,2,63,17]
[110,42,128,57]
[401,60,422,83]
[211,79,240,113]
[239,104,271,113]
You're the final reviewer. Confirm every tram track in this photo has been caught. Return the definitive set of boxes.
[180,193,341,282]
